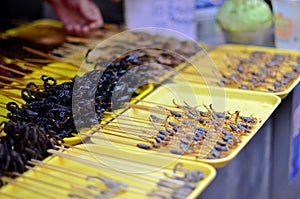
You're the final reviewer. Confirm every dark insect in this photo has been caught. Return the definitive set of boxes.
[137,143,152,150]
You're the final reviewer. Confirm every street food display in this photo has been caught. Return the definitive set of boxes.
[0,19,298,198]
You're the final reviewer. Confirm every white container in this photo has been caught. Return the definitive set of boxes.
[272,0,300,50]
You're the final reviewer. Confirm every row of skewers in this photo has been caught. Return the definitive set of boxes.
[87,100,259,160]
[0,24,214,198]
[1,143,212,199]
[0,33,202,194]
[216,48,300,92]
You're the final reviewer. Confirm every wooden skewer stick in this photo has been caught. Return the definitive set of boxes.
[131,99,182,109]
[13,59,76,80]
[29,159,133,186]
[25,165,87,188]
[0,192,23,199]
[0,75,28,86]
[28,159,107,180]
[1,114,10,119]
[48,148,176,189]
[80,132,137,147]
[22,46,62,61]
[1,176,58,199]
[95,125,153,139]
[23,58,55,64]
[0,64,28,76]
[99,119,153,131]
[1,90,23,99]
[103,112,155,125]
[47,149,151,184]
[12,172,99,198]
[0,83,27,89]
[102,116,152,126]
[126,103,165,115]
[22,46,80,68]
[61,143,182,177]
[81,129,145,142]
[55,145,189,190]
[27,160,148,196]
[55,145,160,175]
[0,104,7,109]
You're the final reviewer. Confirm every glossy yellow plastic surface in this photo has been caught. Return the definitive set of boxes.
[90,83,281,167]
[1,19,63,38]
[178,44,300,98]
[0,144,216,199]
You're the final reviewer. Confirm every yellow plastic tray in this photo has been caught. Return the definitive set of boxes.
[177,44,300,98]
[0,144,216,199]
[90,83,281,167]
[1,19,63,38]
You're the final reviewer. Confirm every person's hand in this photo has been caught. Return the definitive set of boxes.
[47,0,103,36]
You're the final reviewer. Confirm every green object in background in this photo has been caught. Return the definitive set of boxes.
[215,0,273,32]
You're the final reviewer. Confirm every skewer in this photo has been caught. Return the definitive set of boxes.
[0,192,23,199]
[11,172,104,199]
[103,112,155,125]
[80,132,138,147]
[18,59,77,76]
[22,46,62,62]
[28,159,140,191]
[0,114,8,119]
[126,103,165,114]
[22,46,79,69]
[1,176,58,199]
[56,146,163,178]
[0,104,7,109]
[23,58,55,64]
[0,84,28,89]
[1,90,23,100]
[25,164,140,197]
[0,75,27,86]
[0,64,28,76]
[81,130,145,142]
[28,159,173,197]
[59,144,190,179]
[25,165,89,188]
[48,148,188,190]
[28,159,111,182]
[55,145,194,192]
[55,145,161,173]
[98,120,153,133]
[47,148,203,199]
[92,124,153,139]
[47,149,161,191]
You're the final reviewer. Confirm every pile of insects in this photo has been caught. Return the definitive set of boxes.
[0,48,188,182]
[96,100,259,159]
[136,101,259,159]
[53,31,202,65]
[217,50,300,92]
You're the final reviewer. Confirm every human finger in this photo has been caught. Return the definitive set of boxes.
[80,0,102,22]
